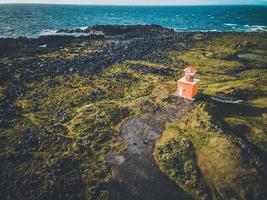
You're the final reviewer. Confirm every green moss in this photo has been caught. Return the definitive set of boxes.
[0,86,6,98]
[155,103,267,200]
[155,133,210,200]
[193,33,203,41]
[159,33,267,199]
[1,32,267,200]
[154,104,212,199]
[1,51,180,199]
[225,115,267,151]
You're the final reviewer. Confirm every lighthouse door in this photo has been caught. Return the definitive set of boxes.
[178,86,183,96]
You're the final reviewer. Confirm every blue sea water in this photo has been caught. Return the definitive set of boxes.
[0,4,267,38]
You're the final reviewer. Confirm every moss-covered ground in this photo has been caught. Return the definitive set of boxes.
[0,28,267,199]
[155,33,267,200]
[0,60,174,199]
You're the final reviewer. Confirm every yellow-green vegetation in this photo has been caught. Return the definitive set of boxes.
[155,104,267,200]
[168,34,267,96]
[166,33,267,151]
[155,33,267,199]
[1,46,178,199]
[1,31,267,200]
[0,86,5,97]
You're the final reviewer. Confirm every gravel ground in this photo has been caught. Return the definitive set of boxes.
[108,99,194,200]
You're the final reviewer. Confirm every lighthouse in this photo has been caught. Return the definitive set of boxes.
[175,66,200,100]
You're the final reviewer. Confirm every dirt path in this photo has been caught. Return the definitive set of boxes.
[108,98,194,200]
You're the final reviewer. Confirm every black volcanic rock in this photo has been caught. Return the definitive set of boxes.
[1,25,267,200]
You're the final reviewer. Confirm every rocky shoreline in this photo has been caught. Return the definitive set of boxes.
[0,25,267,200]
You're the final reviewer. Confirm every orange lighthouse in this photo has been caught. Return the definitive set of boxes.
[175,66,200,100]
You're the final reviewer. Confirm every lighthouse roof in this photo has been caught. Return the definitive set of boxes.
[184,66,197,74]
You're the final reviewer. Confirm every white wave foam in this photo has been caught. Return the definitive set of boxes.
[39,29,89,37]
[239,25,267,32]
[175,27,188,30]
[40,29,58,36]
[223,23,267,32]
[80,26,88,31]
[223,23,238,26]
[198,29,221,32]
[249,25,267,32]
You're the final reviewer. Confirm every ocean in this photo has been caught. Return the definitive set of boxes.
[0,4,267,38]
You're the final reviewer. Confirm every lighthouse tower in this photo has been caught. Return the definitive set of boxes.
[175,66,200,100]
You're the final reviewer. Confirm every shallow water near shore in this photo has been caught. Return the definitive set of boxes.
[238,52,267,59]
[1,4,267,38]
